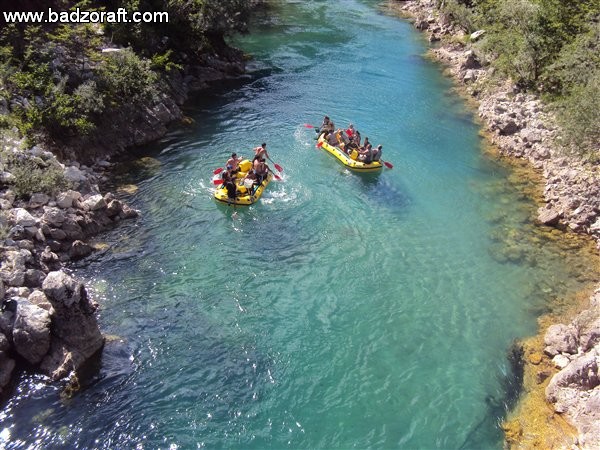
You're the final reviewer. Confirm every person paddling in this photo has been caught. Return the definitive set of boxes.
[253,143,270,162]
[319,116,334,134]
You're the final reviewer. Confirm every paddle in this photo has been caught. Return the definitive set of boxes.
[267,157,283,173]
[381,159,393,169]
[213,179,224,185]
[213,167,224,175]
[316,141,323,148]
[303,124,315,128]
[273,173,282,181]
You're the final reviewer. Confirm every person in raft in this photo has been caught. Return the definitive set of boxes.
[362,136,371,150]
[253,158,270,184]
[226,152,243,173]
[319,115,334,134]
[372,144,383,162]
[242,170,259,194]
[345,123,355,139]
[253,143,270,162]
[358,143,374,163]
[221,167,237,199]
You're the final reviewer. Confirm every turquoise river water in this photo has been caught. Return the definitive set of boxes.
[1,1,595,449]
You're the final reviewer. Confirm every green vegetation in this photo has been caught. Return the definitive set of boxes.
[435,0,600,158]
[8,156,69,198]
[0,129,69,198]
[0,0,252,147]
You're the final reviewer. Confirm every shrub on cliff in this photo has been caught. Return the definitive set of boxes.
[477,0,549,88]
[556,72,600,161]
[438,0,478,33]
[0,140,69,198]
[97,49,158,107]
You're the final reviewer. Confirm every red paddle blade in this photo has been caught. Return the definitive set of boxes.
[316,142,323,148]
[383,161,393,169]
[213,179,224,185]
[274,173,282,181]
[304,124,315,128]
[213,167,224,175]
[274,163,283,172]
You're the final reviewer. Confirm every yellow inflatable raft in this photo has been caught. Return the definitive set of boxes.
[213,159,274,206]
[317,134,383,173]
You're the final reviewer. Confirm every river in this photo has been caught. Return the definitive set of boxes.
[1,0,595,448]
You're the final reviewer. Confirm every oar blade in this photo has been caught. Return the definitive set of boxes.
[316,141,323,148]
[274,163,283,173]
[303,124,315,128]
[383,161,393,169]
[213,167,224,175]
[274,174,282,181]
[213,179,224,185]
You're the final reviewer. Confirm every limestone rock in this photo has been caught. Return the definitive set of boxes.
[546,352,600,446]
[12,208,36,227]
[42,206,66,227]
[544,324,578,356]
[0,332,9,352]
[28,290,54,315]
[64,166,87,183]
[28,193,50,209]
[40,271,103,378]
[537,206,561,226]
[42,271,85,308]
[82,194,106,211]
[0,352,16,391]
[69,240,93,260]
[56,190,82,209]
[12,299,51,365]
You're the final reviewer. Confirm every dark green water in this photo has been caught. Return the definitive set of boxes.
[1,1,595,448]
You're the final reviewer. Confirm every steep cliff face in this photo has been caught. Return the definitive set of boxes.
[56,50,246,163]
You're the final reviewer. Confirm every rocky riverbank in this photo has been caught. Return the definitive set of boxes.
[0,48,246,398]
[384,0,600,447]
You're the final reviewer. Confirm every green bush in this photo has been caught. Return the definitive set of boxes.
[5,155,69,198]
[556,72,600,161]
[97,49,158,107]
[478,0,548,87]
[151,50,183,73]
[440,0,478,33]
[541,21,600,96]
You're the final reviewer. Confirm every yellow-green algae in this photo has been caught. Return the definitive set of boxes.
[481,139,600,449]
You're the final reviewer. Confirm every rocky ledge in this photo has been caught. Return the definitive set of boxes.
[0,134,140,395]
[387,0,599,446]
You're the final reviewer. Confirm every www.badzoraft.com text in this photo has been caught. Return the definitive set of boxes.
[2,8,169,24]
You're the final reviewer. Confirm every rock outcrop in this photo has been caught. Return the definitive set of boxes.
[0,136,138,394]
[545,290,600,448]
[40,271,104,380]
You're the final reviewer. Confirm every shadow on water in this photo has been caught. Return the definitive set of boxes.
[356,174,412,211]
[460,342,524,449]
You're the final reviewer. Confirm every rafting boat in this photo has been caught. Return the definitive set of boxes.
[213,159,274,206]
[317,134,383,172]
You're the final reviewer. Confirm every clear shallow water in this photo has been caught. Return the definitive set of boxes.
[2,1,597,449]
